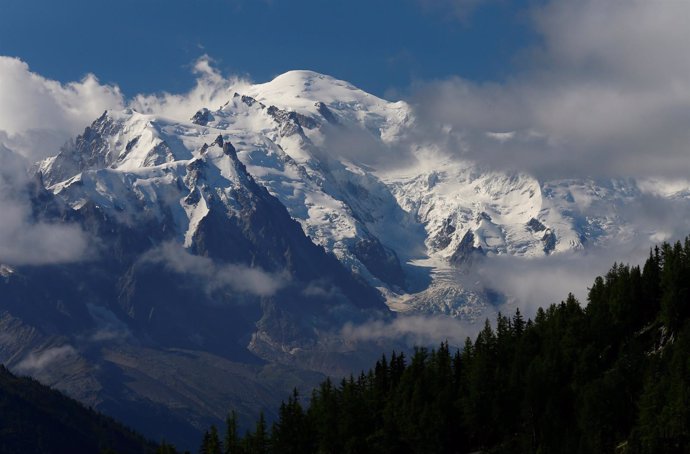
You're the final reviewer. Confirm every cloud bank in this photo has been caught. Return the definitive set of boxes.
[142,242,287,297]
[411,0,690,180]
[0,145,90,266]
[342,314,479,348]
[0,56,124,161]
[15,345,78,373]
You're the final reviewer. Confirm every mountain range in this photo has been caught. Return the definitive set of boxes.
[1,70,686,448]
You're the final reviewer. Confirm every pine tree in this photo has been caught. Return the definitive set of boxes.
[224,411,240,454]
[199,426,221,454]
[271,389,309,454]
[249,412,268,454]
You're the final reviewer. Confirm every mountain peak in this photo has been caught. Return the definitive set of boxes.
[245,69,392,114]
[265,70,354,92]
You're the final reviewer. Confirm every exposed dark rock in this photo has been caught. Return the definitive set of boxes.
[426,172,439,189]
[125,136,139,152]
[542,229,557,254]
[266,105,319,137]
[527,217,547,232]
[477,211,492,222]
[431,217,456,250]
[450,230,484,267]
[526,218,556,254]
[222,141,237,157]
[315,101,339,124]
[240,94,264,108]
[351,237,406,289]
[191,108,212,126]
[183,188,201,205]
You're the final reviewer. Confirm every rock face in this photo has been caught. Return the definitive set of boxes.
[450,231,484,268]
[2,69,687,447]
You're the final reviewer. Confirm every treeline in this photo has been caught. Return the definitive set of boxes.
[183,238,690,454]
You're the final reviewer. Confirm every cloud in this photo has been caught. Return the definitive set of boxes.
[0,54,248,161]
[473,194,690,319]
[0,145,91,266]
[410,0,690,180]
[342,313,479,347]
[0,56,124,161]
[15,345,78,373]
[86,304,131,343]
[130,55,251,122]
[474,250,631,318]
[142,242,287,297]
[318,121,417,171]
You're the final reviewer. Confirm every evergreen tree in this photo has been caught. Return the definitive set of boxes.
[199,426,221,454]
[271,390,310,454]
[223,411,240,454]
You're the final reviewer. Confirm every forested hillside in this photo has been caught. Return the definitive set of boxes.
[194,238,690,454]
[0,365,156,454]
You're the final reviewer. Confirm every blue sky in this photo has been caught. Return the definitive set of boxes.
[0,0,534,97]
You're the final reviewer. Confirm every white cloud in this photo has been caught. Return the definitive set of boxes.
[142,242,287,297]
[130,55,251,122]
[342,314,479,348]
[471,189,690,317]
[0,204,91,266]
[0,56,124,161]
[15,345,78,373]
[0,54,249,161]
[86,304,131,343]
[411,0,690,180]
[0,145,90,266]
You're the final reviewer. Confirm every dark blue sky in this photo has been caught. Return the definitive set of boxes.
[0,0,535,98]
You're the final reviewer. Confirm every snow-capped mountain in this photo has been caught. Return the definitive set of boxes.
[37,70,679,319]
[2,69,686,447]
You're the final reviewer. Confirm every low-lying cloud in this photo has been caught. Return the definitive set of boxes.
[15,345,78,373]
[143,242,287,297]
[86,304,132,343]
[0,145,90,266]
[475,195,690,319]
[342,314,479,348]
[476,249,639,319]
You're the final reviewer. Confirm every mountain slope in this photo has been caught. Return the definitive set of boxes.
[0,365,155,454]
